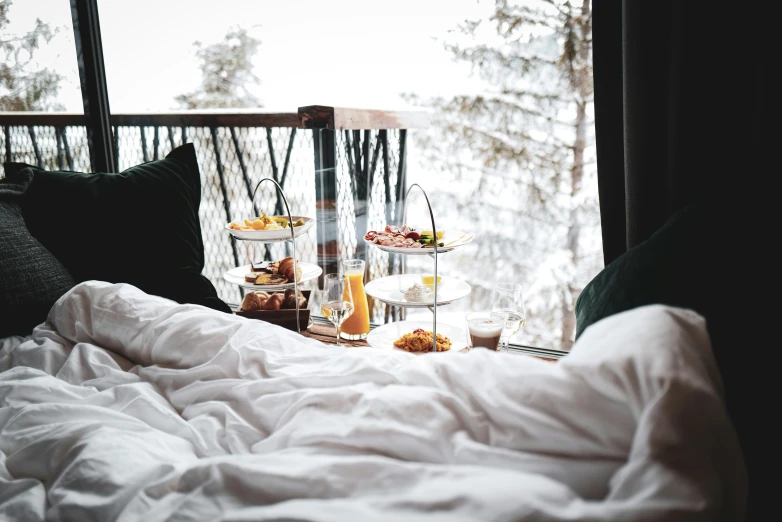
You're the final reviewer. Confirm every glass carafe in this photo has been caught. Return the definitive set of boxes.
[340,259,370,339]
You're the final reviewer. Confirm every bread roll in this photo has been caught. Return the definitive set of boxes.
[282,288,307,309]
[255,292,268,309]
[262,293,284,310]
[241,291,263,311]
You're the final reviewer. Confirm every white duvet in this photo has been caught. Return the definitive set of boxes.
[0,281,746,521]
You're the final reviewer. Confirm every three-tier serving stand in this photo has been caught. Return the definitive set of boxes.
[364,184,472,352]
[224,178,315,334]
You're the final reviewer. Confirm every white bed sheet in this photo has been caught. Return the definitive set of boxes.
[0,281,746,521]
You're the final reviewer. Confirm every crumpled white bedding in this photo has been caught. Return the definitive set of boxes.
[0,281,746,521]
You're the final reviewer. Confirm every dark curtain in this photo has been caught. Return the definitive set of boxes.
[592,2,775,519]
[593,0,773,264]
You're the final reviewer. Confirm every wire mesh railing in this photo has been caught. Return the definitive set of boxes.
[0,107,428,323]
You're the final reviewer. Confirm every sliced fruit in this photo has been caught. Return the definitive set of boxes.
[259,211,274,225]
[421,230,445,239]
[421,275,442,289]
[293,218,306,227]
[272,216,289,228]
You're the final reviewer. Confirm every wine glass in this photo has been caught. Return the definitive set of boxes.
[490,283,526,352]
[321,273,355,347]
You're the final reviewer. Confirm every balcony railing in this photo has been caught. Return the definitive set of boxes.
[0,106,429,323]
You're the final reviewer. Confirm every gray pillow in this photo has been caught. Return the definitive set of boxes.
[0,168,75,337]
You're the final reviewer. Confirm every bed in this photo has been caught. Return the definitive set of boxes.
[0,280,746,521]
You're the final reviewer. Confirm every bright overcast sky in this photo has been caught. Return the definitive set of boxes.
[6,0,493,113]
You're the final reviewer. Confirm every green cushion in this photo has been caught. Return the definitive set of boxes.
[575,199,723,340]
[3,144,230,314]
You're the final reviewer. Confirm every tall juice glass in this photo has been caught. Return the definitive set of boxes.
[340,259,370,339]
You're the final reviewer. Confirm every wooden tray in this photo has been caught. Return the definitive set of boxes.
[235,290,311,331]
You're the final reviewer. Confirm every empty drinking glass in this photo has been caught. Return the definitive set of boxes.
[490,283,526,352]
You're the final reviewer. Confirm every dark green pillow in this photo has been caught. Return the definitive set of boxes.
[575,192,767,510]
[575,197,727,341]
[4,144,230,314]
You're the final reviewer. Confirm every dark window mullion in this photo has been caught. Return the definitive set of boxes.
[70,0,116,173]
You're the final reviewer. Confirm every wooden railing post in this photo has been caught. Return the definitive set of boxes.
[312,127,339,285]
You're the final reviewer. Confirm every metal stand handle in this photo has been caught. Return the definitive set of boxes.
[401,183,438,352]
[250,178,301,334]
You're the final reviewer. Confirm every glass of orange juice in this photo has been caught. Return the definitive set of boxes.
[340,259,370,340]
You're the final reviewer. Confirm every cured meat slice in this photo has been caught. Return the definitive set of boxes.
[366,225,428,248]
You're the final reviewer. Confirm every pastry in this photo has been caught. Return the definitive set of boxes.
[240,292,264,311]
[281,288,307,309]
[278,257,301,282]
[245,272,259,282]
[253,273,288,286]
[262,293,284,310]
[254,291,269,309]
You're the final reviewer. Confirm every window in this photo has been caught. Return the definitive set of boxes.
[1,0,602,353]
[0,0,88,170]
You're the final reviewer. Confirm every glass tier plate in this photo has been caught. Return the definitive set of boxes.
[225,216,314,242]
[366,320,469,354]
[224,262,322,290]
[363,229,472,255]
[365,274,471,308]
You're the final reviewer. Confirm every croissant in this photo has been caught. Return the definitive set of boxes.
[240,291,263,311]
[278,257,301,282]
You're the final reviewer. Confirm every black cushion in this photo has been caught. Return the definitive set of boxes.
[0,169,76,337]
[4,144,230,314]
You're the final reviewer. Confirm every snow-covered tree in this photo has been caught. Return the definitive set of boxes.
[176,27,262,109]
[0,0,63,111]
[408,0,601,349]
